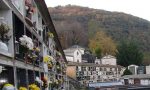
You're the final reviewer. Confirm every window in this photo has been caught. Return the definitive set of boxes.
[82,67,86,71]
[104,68,106,71]
[110,68,112,71]
[38,30,41,36]
[76,66,78,70]
[28,70,35,84]
[17,68,27,88]
[100,67,102,71]
[77,52,79,55]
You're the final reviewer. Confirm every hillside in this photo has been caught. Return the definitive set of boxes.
[48,5,150,64]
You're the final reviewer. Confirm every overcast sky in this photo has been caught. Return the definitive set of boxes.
[45,0,150,21]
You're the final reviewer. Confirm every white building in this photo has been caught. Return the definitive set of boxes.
[128,65,139,75]
[95,58,101,64]
[64,45,85,62]
[101,55,117,65]
[66,62,125,85]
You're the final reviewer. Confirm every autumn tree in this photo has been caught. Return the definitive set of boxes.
[88,31,117,56]
[116,40,143,67]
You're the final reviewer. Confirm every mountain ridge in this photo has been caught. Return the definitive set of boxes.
[48,5,150,64]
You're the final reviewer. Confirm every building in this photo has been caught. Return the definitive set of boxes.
[0,0,68,90]
[64,45,96,63]
[101,55,117,65]
[64,45,85,62]
[127,64,150,75]
[95,58,101,64]
[128,65,139,75]
[66,62,125,86]
[121,74,150,86]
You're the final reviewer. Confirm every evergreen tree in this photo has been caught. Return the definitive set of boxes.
[123,68,132,76]
[116,40,143,67]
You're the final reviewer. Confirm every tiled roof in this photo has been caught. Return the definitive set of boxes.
[64,49,77,56]
[101,55,116,59]
[64,45,84,56]
[67,62,123,68]
[121,74,150,79]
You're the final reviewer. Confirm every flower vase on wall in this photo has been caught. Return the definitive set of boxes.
[0,22,10,53]
[0,40,8,53]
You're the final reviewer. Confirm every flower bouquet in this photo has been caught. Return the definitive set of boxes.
[51,79,59,89]
[19,35,33,50]
[43,55,50,63]
[27,47,40,62]
[47,32,54,38]
[35,77,43,84]
[48,61,53,69]
[19,87,27,90]
[19,35,34,62]
[33,47,40,53]
[2,83,15,90]
[29,84,40,90]
[43,55,53,63]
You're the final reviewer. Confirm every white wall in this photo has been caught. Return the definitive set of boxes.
[95,58,101,64]
[141,79,149,85]
[66,56,73,62]
[79,49,84,54]
[128,65,138,75]
[146,65,150,74]
[73,50,82,62]
[101,55,116,65]
[129,79,134,84]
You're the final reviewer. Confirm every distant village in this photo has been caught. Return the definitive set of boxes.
[64,45,150,89]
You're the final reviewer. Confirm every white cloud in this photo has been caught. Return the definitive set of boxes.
[45,0,150,21]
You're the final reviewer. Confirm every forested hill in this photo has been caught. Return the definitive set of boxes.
[48,5,150,63]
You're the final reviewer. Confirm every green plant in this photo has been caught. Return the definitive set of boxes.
[0,23,10,42]
[123,68,132,76]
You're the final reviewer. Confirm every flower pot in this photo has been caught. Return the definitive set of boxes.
[0,40,8,53]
